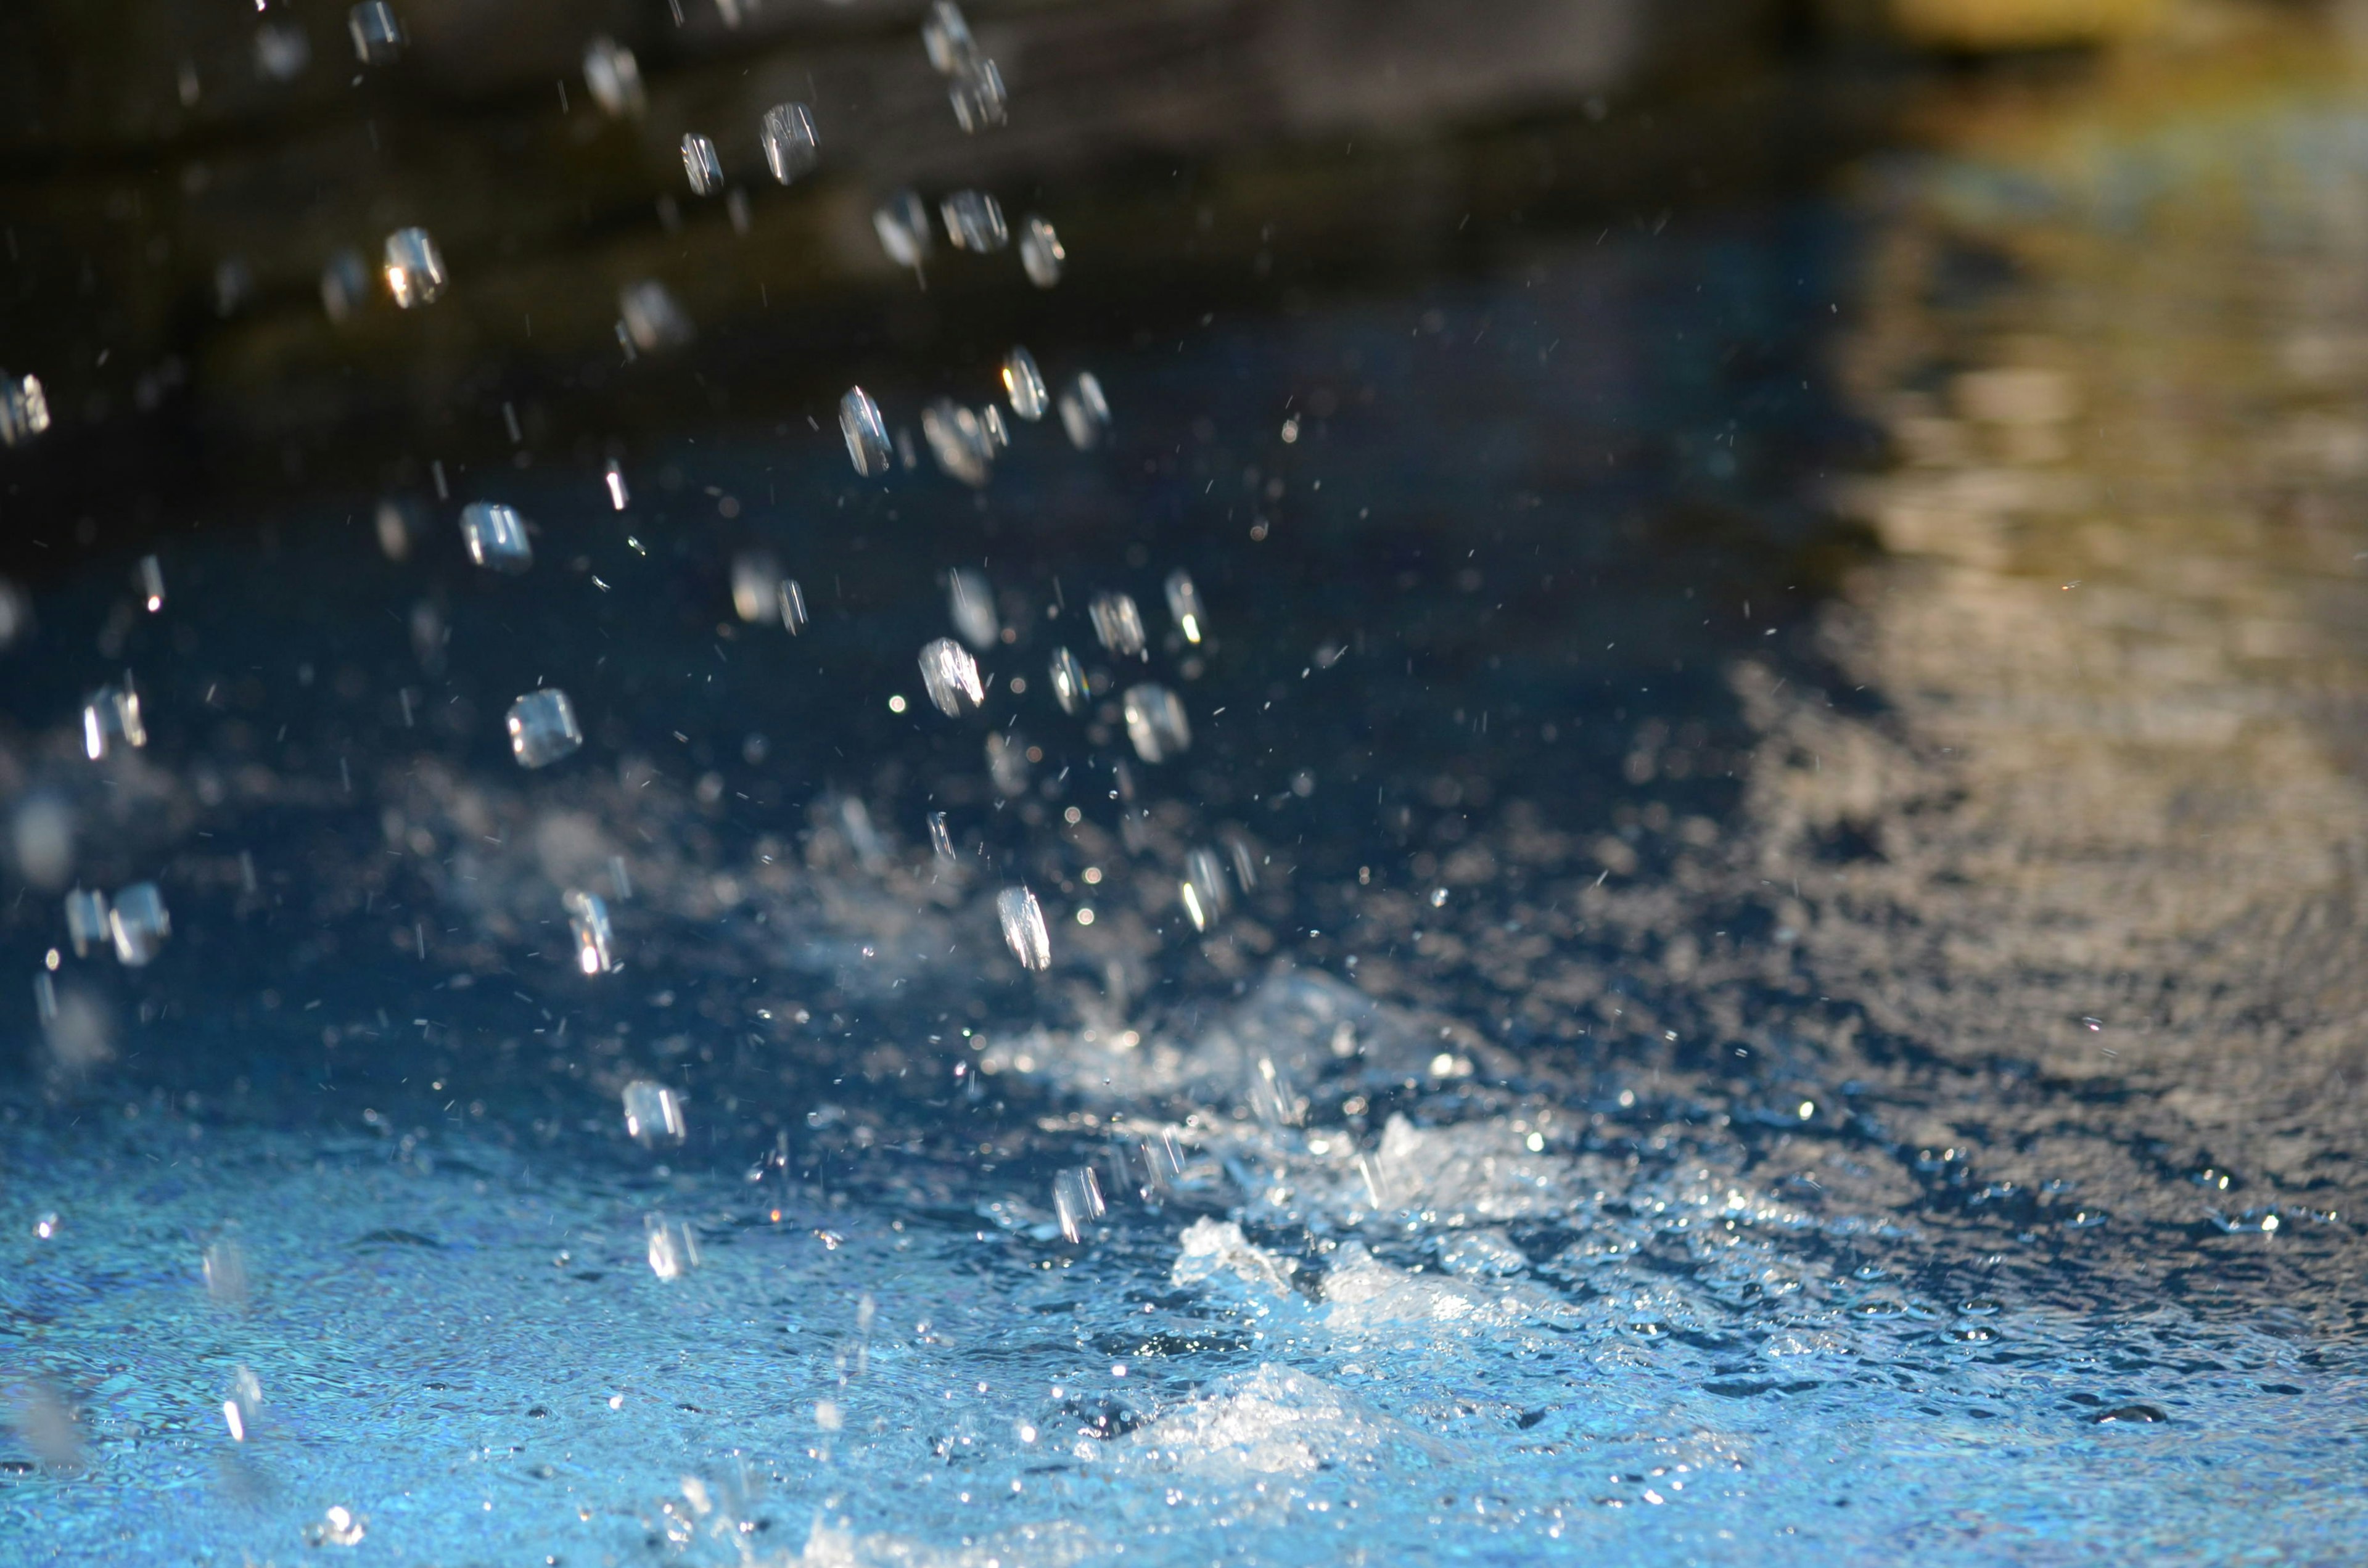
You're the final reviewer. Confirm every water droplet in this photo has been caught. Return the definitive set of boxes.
[918,638,985,716]
[564,890,615,975]
[646,1215,699,1279]
[923,1,977,73]
[458,501,532,572]
[622,1080,686,1144]
[948,567,999,647]
[0,372,51,447]
[998,885,1053,971]
[1180,847,1228,931]
[921,398,996,486]
[840,387,891,477]
[873,189,932,270]
[1058,371,1110,449]
[253,23,311,83]
[506,689,583,768]
[940,190,1007,252]
[347,2,403,65]
[760,102,820,184]
[1053,1167,1106,1242]
[681,133,723,196]
[1001,346,1047,421]
[582,37,644,118]
[1164,570,1206,644]
[107,883,170,966]
[80,682,146,760]
[1088,592,1145,659]
[1048,647,1089,714]
[1019,215,1065,287]
[731,552,782,623]
[381,227,446,308]
[947,57,1006,133]
[618,279,694,351]
[1122,684,1190,763]
[319,248,369,322]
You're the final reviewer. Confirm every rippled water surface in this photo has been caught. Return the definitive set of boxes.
[10,23,2368,1567]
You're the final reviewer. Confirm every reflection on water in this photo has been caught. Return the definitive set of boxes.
[9,15,2368,1564]
[1803,23,2368,1301]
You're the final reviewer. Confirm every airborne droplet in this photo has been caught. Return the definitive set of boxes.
[998,885,1053,972]
[840,388,892,477]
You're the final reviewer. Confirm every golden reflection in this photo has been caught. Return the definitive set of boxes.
[1754,13,2368,1192]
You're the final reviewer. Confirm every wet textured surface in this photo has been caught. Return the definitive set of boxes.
[10,17,2368,1567]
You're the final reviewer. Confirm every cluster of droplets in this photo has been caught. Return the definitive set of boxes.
[0,0,1211,1295]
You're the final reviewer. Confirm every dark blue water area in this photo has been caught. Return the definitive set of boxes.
[6,198,2367,1566]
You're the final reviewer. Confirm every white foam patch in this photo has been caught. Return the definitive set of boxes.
[1172,1217,1300,1302]
[1125,1365,1456,1476]
[1319,1242,1574,1336]
[787,1519,1099,1567]
[977,967,1495,1108]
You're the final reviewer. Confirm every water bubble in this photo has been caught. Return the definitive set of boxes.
[998,885,1052,971]
[603,459,630,511]
[506,689,583,768]
[107,882,170,966]
[1058,371,1110,449]
[840,387,892,477]
[987,732,1030,796]
[940,191,1007,252]
[873,190,932,271]
[1122,684,1190,762]
[1000,347,1047,421]
[80,681,147,760]
[778,578,809,633]
[646,1216,700,1279]
[681,133,723,196]
[320,248,369,322]
[254,24,310,83]
[619,279,694,351]
[1053,1167,1106,1243]
[12,798,72,889]
[928,811,956,861]
[918,638,985,716]
[582,37,644,118]
[373,495,422,559]
[382,227,445,308]
[622,1080,685,1144]
[1180,847,1229,932]
[1048,647,1090,714]
[1225,833,1258,892]
[0,373,49,446]
[947,58,1006,133]
[136,555,164,614]
[732,552,782,623]
[459,501,532,572]
[348,2,403,64]
[564,889,615,975]
[760,103,820,184]
[948,567,999,647]
[921,398,995,486]
[922,1,976,72]
[65,889,110,959]
[1019,215,1064,287]
[1164,570,1206,643]
[33,1212,58,1241]
[1088,593,1146,659]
